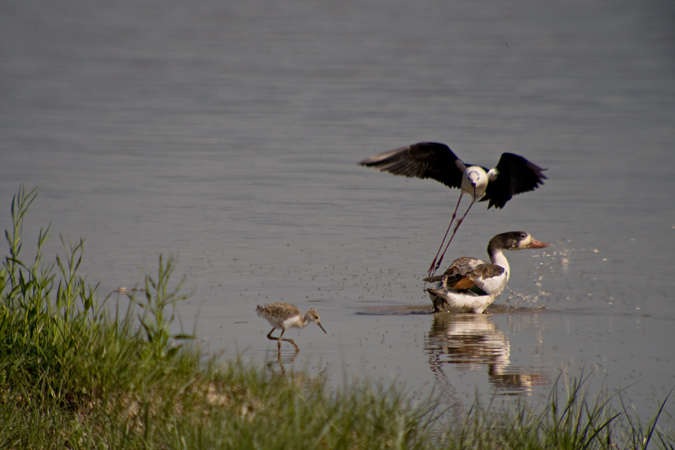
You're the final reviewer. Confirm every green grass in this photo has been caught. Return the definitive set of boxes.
[0,186,673,449]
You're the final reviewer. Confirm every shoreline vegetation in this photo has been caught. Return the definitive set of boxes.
[1,186,673,449]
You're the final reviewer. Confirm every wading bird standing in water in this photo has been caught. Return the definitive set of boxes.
[360,142,547,276]
[256,302,327,352]
[424,231,550,313]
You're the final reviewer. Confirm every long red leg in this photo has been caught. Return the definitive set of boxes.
[433,199,475,273]
[428,193,464,276]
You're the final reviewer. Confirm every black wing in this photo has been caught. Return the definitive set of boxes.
[359,142,464,189]
[482,153,547,209]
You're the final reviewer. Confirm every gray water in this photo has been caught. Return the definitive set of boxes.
[2,0,674,422]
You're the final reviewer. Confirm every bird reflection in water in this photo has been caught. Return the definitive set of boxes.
[425,313,548,400]
[265,348,299,374]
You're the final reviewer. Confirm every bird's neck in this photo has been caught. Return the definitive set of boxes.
[298,314,312,328]
[488,245,511,283]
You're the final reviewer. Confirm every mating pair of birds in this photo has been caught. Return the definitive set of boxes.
[258,141,548,351]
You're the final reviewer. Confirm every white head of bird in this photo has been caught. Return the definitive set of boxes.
[302,309,324,329]
[460,165,494,201]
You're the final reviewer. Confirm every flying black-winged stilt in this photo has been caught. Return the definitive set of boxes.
[360,142,547,275]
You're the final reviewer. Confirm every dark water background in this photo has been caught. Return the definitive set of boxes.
[2,0,674,420]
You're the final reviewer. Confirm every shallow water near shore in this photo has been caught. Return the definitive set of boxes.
[2,0,674,422]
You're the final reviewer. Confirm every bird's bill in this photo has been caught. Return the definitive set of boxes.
[316,322,327,334]
[528,238,550,249]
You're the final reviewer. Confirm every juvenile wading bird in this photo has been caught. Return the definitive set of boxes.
[360,142,547,275]
[424,231,550,314]
[256,302,327,352]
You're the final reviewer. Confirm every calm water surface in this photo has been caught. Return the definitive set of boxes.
[1,0,674,421]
